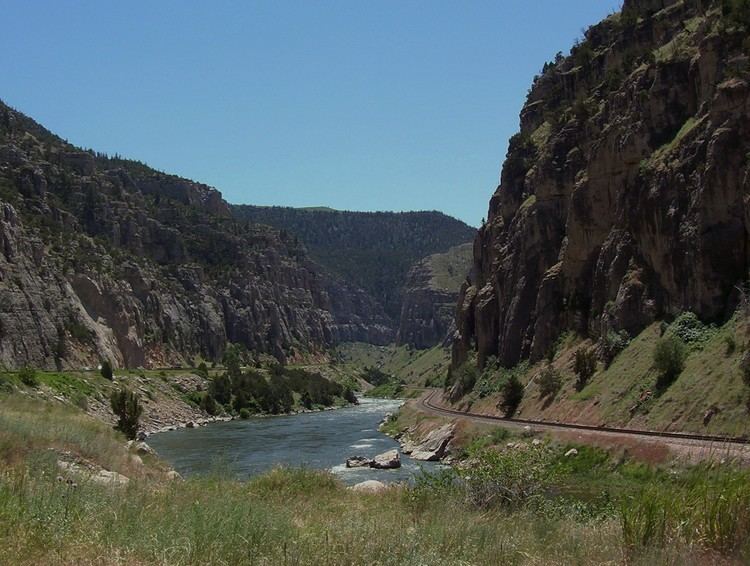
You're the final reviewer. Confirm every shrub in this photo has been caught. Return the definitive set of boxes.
[601,330,630,367]
[196,361,209,380]
[449,364,479,401]
[537,364,562,398]
[573,348,597,391]
[209,373,232,406]
[222,344,242,380]
[361,366,392,386]
[200,393,219,415]
[670,312,715,345]
[110,387,143,440]
[499,374,524,417]
[342,387,358,404]
[459,444,557,508]
[100,360,113,381]
[724,335,737,356]
[239,407,251,419]
[18,366,38,387]
[653,335,686,389]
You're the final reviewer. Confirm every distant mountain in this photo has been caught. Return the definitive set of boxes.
[231,205,476,320]
[397,243,473,349]
[0,100,393,369]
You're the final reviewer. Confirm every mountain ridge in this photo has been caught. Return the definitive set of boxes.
[453,0,750,370]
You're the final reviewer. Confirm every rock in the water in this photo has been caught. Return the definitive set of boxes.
[370,449,401,469]
[349,480,388,494]
[407,423,454,461]
[346,456,373,468]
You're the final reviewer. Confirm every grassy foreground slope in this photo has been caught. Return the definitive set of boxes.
[3,393,750,564]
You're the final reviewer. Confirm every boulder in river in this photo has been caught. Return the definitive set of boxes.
[370,449,401,469]
[346,456,373,468]
[349,480,388,494]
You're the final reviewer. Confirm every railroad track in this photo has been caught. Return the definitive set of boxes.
[419,389,750,447]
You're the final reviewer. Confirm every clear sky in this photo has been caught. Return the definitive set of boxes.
[2,1,620,226]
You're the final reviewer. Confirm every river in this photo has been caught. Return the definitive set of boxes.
[148,397,441,484]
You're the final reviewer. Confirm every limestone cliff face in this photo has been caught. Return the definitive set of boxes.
[454,0,750,368]
[397,244,473,349]
[0,102,391,369]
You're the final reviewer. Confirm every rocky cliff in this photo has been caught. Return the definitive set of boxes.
[397,243,473,349]
[232,205,476,320]
[0,101,392,370]
[454,0,750,369]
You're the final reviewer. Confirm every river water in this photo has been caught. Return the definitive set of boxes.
[148,397,440,484]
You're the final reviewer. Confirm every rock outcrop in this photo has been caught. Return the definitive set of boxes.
[454,0,750,369]
[397,244,473,349]
[0,100,391,369]
[400,423,455,461]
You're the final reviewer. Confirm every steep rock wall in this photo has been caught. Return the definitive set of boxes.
[454,0,750,368]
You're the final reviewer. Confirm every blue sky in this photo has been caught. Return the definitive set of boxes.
[2,1,620,226]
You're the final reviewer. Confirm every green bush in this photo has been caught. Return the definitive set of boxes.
[196,361,209,380]
[499,374,524,417]
[669,312,716,346]
[109,388,143,440]
[449,363,479,401]
[601,330,630,367]
[209,373,232,405]
[724,335,737,356]
[361,366,392,386]
[459,444,558,508]
[100,360,113,381]
[18,367,38,387]
[653,335,687,389]
[573,348,597,391]
[342,387,357,404]
[537,364,561,398]
[200,393,219,415]
[239,407,251,419]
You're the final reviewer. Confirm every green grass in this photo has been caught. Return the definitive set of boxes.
[426,242,473,291]
[463,314,750,437]
[336,342,451,387]
[2,394,749,564]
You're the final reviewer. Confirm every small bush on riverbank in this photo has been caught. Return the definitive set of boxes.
[109,387,143,440]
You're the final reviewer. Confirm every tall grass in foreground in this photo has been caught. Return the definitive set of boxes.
[1,394,749,564]
[2,463,747,565]
[621,466,750,558]
[0,465,626,566]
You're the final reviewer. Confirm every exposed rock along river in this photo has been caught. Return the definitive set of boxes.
[148,397,441,484]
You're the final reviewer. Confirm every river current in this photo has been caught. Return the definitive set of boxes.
[148,397,440,484]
